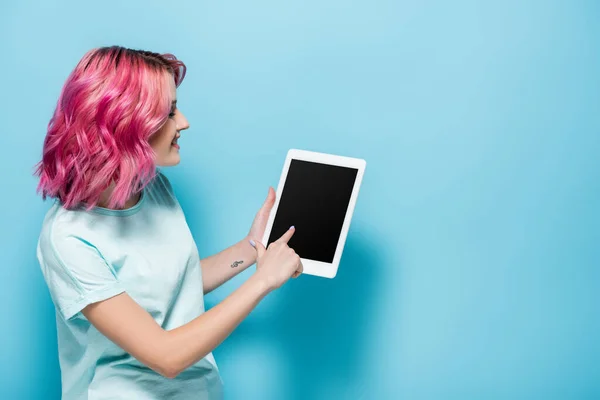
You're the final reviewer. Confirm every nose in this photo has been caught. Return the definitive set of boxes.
[177,111,190,131]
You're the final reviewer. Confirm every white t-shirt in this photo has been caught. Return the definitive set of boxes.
[37,170,223,399]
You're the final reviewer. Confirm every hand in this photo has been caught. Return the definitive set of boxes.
[247,187,276,245]
[249,226,304,292]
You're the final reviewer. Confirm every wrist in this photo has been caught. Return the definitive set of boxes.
[242,235,258,266]
[248,273,274,297]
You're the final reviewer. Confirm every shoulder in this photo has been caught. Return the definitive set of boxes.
[37,204,103,264]
[36,206,124,321]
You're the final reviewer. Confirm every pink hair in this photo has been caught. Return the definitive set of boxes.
[34,46,186,211]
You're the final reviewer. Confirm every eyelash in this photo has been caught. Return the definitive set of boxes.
[169,109,176,118]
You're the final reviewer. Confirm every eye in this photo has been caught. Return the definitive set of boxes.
[169,107,177,118]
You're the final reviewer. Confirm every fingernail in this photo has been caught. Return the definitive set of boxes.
[289,225,295,230]
[249,239,256,247]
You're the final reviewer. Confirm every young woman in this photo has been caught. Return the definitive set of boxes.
[35,46,303,400]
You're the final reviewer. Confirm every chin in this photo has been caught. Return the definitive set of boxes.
[156,155,181,167]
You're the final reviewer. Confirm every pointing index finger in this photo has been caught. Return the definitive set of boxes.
[277,226,296,244]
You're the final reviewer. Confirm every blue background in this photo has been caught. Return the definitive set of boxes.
[1,0,599,399]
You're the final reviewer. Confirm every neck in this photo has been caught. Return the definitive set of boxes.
[97,182,142,210]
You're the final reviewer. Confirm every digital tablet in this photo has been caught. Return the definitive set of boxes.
[261,149,367,278]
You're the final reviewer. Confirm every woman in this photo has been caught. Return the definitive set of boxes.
[35,46,303,400]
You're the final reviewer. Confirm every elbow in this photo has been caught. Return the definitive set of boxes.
[150,350,183,379]
[161,368,180,380]
[151,333,184,379]
[152,333,211,379]
[157,362,182,379]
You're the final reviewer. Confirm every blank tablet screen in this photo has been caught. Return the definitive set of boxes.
[267,159,358,263]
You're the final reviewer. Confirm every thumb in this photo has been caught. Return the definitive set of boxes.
[262,187,276,211]
[249,239,266,259]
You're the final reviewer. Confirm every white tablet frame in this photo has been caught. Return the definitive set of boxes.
[261,149,367,279]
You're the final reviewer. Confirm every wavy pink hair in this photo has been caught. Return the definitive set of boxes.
[34,46,186,211]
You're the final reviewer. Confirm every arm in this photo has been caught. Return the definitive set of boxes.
[200,237,257,294]
[83,274,269,379]
[200,187,277,293]
[81,227,301,380]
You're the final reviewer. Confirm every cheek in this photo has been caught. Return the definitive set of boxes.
[149,126,172,149]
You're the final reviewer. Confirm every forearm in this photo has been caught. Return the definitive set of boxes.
[162,274,269,377]
[201,237,257,293]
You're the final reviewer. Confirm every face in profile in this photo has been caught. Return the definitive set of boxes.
[148,75,190,167]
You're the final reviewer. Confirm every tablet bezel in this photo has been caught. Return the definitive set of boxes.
[261,149,366,279]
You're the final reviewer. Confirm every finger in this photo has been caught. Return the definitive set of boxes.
[266,186,276,204]
[249,239,266,259]
[277,226,296,244]
[261,187,276,211]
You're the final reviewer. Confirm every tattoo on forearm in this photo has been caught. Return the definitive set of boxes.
[230,260,244,268]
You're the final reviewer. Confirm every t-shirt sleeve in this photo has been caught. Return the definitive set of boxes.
[38,234,126,321]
